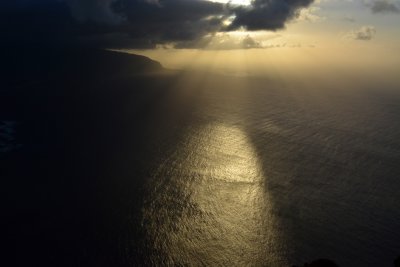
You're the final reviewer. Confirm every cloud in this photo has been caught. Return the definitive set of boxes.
[226,0,315,31]
[345,26,376,41]
[116,0,226,45]
[171,33,264,49]
[365,0,400,14]
[65,0,124,24]
[1,0,316,48]
[0,0,73,41]
[295,6,323,22]
[242,35,262,49]
[342,15,355,23]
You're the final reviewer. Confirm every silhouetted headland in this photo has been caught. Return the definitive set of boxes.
[1,45,163,88]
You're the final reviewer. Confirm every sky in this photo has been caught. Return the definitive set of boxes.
[2,0,400,74]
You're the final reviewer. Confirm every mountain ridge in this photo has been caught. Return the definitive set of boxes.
[0,45,164,88]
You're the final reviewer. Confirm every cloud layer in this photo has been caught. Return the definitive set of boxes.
[227,0,314,30]
[65,0,124,24]
[366,0,400,14]
[345,26,376,41]
[1,0,315,48]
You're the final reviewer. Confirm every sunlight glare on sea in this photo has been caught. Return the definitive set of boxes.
[142,122,287,266]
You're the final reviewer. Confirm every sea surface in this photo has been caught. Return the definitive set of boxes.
[2,69,400,266]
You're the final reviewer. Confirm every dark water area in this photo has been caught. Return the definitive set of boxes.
[1,48,400,266]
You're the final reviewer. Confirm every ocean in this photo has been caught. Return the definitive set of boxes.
[2,65,400,266]
[133,72,400,266]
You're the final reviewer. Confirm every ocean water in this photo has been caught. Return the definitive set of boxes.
[124,72,400,266]
[3,70,400,266]
[143,73,400,266]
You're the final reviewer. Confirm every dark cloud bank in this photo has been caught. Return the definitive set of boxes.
[0,0,314,48]
[369,0,399,14]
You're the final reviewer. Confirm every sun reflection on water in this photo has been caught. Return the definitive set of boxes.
[142,123,286,266]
